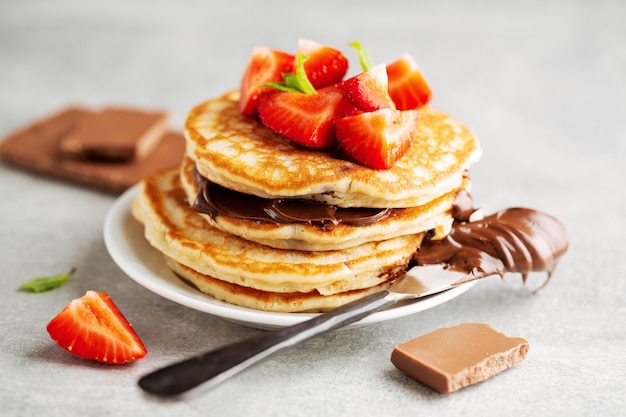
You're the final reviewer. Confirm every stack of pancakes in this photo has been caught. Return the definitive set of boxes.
[131,91,481,312]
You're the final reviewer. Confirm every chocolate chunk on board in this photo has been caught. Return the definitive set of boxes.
[59,107,168,161]
[0,107,185,193]
[391,322,529,393]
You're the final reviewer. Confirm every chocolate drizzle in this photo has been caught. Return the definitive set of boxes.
[192,166,392,230]
[415,206,569,291]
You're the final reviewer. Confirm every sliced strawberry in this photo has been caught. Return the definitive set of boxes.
[257,88,344,149]
[47,291,147,364]
[335,95,364,119]
[337,63,395,112]
[334,108,419,169]
[386,53,433,110]
[239,47,295,115]
[322,84,363,118]
[296,38,349,89]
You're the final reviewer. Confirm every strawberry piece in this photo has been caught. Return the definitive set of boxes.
[335,95,364,119]
[239,47,295,115]
[257,88,344,149]
[334,108,419,169]
[322,84,363,118]
[296,38,349,89]
[337,63,395,112]
[47,291,147,364]
[386,53,433,110]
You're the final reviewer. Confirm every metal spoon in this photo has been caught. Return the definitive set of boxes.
[138,265,471,398]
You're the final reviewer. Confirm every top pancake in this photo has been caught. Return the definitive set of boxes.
[185,90,481,208]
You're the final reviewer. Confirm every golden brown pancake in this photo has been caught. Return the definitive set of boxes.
[165,257,393,313]
[185,90,481,208]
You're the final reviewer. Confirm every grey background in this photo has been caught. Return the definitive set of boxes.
[1,1,624,416]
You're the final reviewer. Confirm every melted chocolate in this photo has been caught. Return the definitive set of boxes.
[192,166,569,290]
[415,207,569,290]
[451,189,476,222]
[192,167,392,230]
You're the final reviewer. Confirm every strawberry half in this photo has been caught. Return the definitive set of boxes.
[386,53,433,110]
[257,88,344,149]
[337,63,395,112]
[239,47,295,115]
[47,291,147,364]
[296,38,349,89]
[334,108,419,169]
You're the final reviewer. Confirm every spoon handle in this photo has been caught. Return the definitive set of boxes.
[139,290,400,397]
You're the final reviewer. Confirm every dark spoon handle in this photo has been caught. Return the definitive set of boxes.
[138,290,400,397]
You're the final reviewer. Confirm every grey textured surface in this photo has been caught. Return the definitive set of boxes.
[1,1,624,416]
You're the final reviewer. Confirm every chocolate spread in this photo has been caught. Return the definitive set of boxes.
[415,207,569,288]
[192,167,392,230]
[192,167,568,288]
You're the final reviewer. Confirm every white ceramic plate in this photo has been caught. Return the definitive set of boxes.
[103,185,475,330]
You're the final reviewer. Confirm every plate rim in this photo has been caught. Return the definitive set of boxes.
[103,185,475,330]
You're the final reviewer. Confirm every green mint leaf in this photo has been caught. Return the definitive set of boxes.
[19,267,76,293]
[293,53,316,94]
[283,73,303,91]
[262,81,301,93]
[262,53,316,94]
[349,41,373,71]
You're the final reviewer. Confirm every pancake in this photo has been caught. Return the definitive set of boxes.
[179,155,463,251]
[185,90,481,208]
[132,168,422,304]
[165,257,392,313]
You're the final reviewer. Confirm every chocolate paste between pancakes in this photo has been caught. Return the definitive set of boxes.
[415,206,569,289]
[192,166,568,287]
[192,167,392,230]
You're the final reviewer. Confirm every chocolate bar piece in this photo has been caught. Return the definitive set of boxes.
[59,107,168,161]
[0,107,184,193]
[391,323,529,393]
